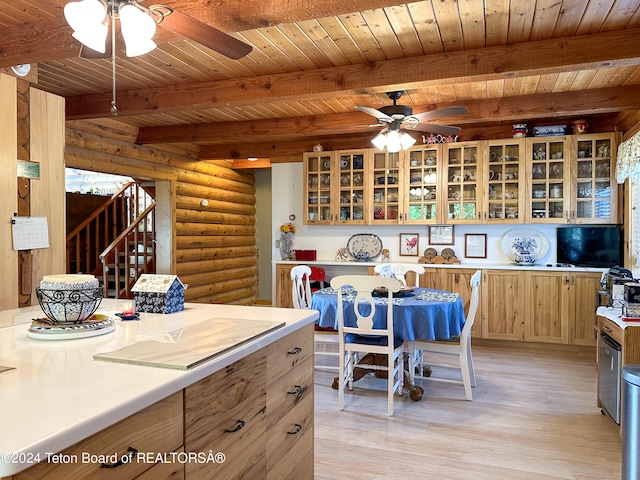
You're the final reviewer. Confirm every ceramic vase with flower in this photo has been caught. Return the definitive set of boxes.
[513,237,538,266]
[279,222,296,260]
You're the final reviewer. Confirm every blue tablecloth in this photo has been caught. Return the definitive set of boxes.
[311,287,465,342]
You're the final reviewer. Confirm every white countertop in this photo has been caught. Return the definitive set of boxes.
[0,299,318,476]
[274,259,607,273]
[597,306,640,329]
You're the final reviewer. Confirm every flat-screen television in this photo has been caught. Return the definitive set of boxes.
[556,225,623,268]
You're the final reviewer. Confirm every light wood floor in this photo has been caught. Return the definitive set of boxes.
[313,343,622,480]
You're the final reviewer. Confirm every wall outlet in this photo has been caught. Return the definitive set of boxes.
[275,239,280,248]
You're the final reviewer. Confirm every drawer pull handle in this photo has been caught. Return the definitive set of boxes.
[288,385,303,395]
[225,419,246,433]
[287,423,302,435]
[100,446,138,469]
[287,347,302,355]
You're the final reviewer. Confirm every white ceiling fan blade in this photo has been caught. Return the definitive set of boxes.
[355,105,394,122]
[412,106,469,122]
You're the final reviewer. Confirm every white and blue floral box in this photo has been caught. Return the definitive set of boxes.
[131,274,185,314]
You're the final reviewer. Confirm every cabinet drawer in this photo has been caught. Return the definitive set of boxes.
[134,448,184,480]
[266,356,313,429]
[266,323,314,385]
[14,392,183,480]
[185,349,267,480]
[600,316,622,345]
[266,392,314,478]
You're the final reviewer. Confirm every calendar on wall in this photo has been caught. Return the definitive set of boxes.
[11,216,49,251]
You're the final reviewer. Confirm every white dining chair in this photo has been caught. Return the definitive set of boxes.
[331,274,404,416]
[290,265,339,372]
[374,263,425,288]
[407,269,481,400]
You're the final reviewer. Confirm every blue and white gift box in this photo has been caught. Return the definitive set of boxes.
[131,274,185,314]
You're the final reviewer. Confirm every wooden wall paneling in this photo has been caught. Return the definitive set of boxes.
[0,73,18,310]
[29,88,66,301]
[65,119,258,305]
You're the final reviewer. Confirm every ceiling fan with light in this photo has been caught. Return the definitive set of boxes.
[64,0,253,115]
[64,0,253,59]
[355,91,468,152]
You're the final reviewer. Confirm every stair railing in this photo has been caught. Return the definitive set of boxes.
[66,182,153,277]
[99,202,156,299]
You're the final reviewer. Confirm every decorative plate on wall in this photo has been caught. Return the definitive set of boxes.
[346,234,383,261]
[501,228,549,263]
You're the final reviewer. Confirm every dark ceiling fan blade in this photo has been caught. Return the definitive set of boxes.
[355,105,394,122]
[159,9,252,59]
[404,122,461,135]
[412,106,469,122]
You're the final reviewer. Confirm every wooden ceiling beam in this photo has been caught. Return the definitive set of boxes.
[66,28,640,119]
[138,85,640,144]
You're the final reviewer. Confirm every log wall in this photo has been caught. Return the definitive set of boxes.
[65,119,258,305]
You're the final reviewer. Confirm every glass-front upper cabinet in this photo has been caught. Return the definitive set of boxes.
[303,151,334,224]
[403,145,440,224]
[444,142,481,223]
[525,136,570,223]
[370,151,402,224]
[485,139,525,223]
[335,150,367,225]
[572,133,617,224]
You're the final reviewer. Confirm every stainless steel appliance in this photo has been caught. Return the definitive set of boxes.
[599,332,622,424]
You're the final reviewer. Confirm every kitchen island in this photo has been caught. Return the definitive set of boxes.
[0,299,317,479]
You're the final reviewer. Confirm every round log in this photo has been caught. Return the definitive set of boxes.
[176,195,256,214]
[185,277,256,299]
[175,209,255,226]
[177,255,256,275]
[176,245,257,263]
[176,235,256,249]
[176,222,255,236]
[180,266,257,288]
[187,285,257,304]
[176,182,255,206]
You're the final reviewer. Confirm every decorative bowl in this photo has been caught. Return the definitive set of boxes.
[36,287,103,324]
[36,274,102,324]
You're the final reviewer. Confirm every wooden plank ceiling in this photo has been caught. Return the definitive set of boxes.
[2,0,640,161]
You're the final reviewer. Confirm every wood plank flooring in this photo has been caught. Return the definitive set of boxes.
[313,343,622,479]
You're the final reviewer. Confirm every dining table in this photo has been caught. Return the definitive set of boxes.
[310,286,466,342]
[310,285,466,400]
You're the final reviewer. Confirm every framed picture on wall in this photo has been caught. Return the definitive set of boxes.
[399,233,419,256]
[428,225,454,245]
[465,233,487,259]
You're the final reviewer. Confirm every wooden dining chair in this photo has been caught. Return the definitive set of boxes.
[331,274,404,416]
[407,269,481,400]
[373,263,425,288]
[290,265,339,372]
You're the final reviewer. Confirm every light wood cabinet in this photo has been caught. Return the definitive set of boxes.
[369,150,403,224]
[571,133,618,224]
[403,145,441,224]
[302,132,619,227]
[523,270,601,345]
[569,272,603,346]
[185,324,314,480]
[481,269,525,341]
[276,263,295,308]
[484,138,526,224]
[525,136,571,223]
[13,392,184,480]
[437,268,482,338]
[524,271,570,343]
[443,141,483,223]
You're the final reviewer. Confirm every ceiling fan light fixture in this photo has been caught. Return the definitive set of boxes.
[371,129,416,153]
[120,3,158,57]
[65,0,108,53]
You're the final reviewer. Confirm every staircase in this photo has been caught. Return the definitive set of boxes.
[66,182,156,298]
